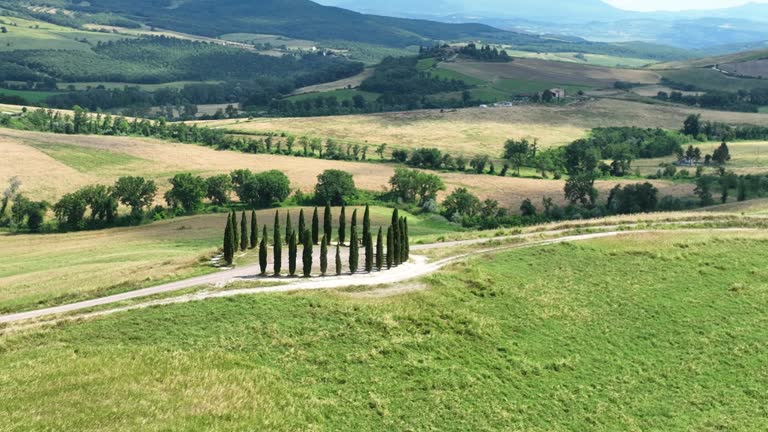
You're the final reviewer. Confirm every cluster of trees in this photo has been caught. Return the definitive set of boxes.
[361,56,468,96]
[657,88,768,113]
[682,114,768,142]
[457,44,512,62]
[267,91,472,117]
[221,206,410,278]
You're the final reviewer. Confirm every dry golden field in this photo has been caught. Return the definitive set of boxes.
[0,128,693,209]
[202,99,768,157]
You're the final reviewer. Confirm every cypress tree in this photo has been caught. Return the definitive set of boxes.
[298,208,306,244]
[386,227,393,269]
[335,243,342,275]
[312,207,320,245]
[285,211,293,244]
[349,227,359,273]
[737,177,747,201]
[364,230,373,272]
[240,211,248,251]
[376,227,383,271]
[324,203,333,243]
[338,206,346,245]
[320,235,328,276]
[397,218,406,264]
[302,230,313,277]
[231,210,239,250]
[362,204,371,248]
[273,211,282,275]
[249,210,257,249]
[223,216,234,265]
[391,209,400,265]
[288,230,298,276]
[403,217,410,261]
[258,232,268,275]
[351,208,358,246]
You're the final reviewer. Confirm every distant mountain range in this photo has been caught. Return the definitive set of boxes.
[317,0,768,49]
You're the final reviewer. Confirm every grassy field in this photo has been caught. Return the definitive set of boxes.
[503,50,656,68]
[440,58,662,89]
[0,88,60,103]
[0,16,129,52]
[2,230,767,430]
[0,206,457,314]
[203,98,768,156]
[0,127,694,210]
[659,68,768,92]
[285,88,380,103]
[291,68,375,95]
[632,140,768,176]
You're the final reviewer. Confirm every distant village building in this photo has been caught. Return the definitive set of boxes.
[548,88,566,99]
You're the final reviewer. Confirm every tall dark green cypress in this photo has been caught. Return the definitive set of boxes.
[288,230,298,276]
[273,211,282,275]
[258,230,267,275]
[249,210,257,249]
[324,203,333,243]
[311,207,320,245]
[362,204,371,248]
[298,209,306,244]
[375,227,383,271]
[349,227,359,273]
[231,210,239,250]
[302,230,313,277]
[403,217,410,261]
[240,211,248,251]
[223,216,234,265]
[391,209,400,265]
[335,243,342,275]
[386,227,393,269]
[338,206,346,246]
[351,208,358,246]
[364,230,373,272]
[320,235,328,275]
[285,211,292,245]
[398,217,406,264]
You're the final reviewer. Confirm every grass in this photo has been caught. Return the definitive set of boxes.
[632,140,768,176]
[30,142,147,173]
[285,88,380,103]
[660,68,768,92]
[503,50,655,68]
[2,230,767,430]
[0,16,129,52]
[0,88,60,103]
[0,207,458,314]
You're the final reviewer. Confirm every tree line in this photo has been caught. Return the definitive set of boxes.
[221,205,410,278]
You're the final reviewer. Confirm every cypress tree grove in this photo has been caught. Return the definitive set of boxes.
[302,230,312,277]
[240,210,248,251]
[273,211,282,276]
[223,216,234,265]
[391,209,400,265]
[376,227,383,271]
[362,204,371,248]
[298,209,306,244]
[312,207,320,245]
[335,243,342,275]
[258,234,267,275]
[320,235,328,276]
[386,227,393,269]
[364,229,373,272]
[231,210,239,250]
[324,203,332,243]
[249,210,257,249]
[338,206,346,245]
[349,227,359,273]
[285,211,292,245]
[288,230,297,276]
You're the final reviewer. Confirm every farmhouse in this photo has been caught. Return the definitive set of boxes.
[548,88,566,99]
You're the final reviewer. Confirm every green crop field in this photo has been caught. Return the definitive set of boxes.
[660,68,768,92]
[2,230,767,430]
[503,50,656,68]
[0,88,61,103]
[0,17,129,52]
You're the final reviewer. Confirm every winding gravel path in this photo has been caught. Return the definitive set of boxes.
[0,227,754,325]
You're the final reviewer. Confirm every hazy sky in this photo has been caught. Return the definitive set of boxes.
[605,0,768,11]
